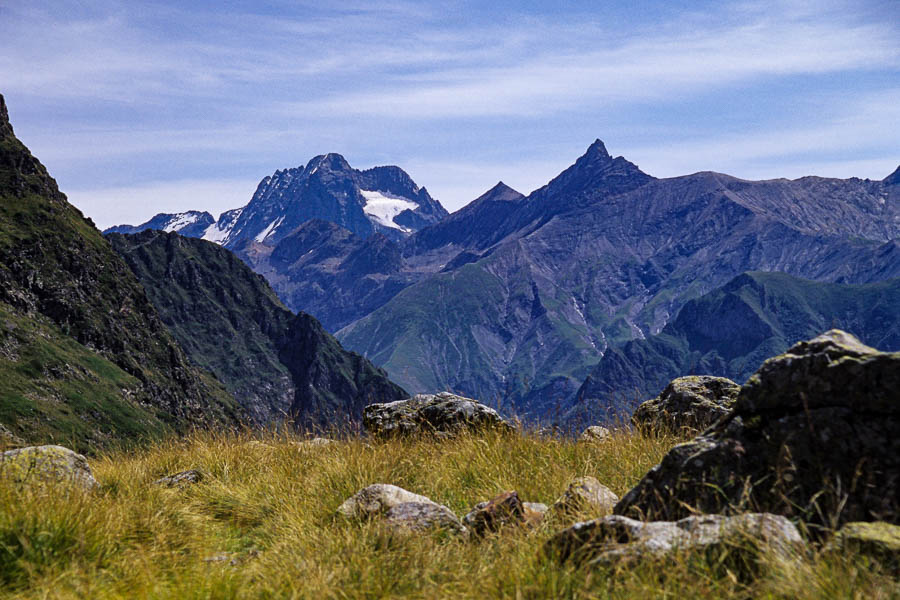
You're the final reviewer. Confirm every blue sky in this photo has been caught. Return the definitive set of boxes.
[1,0,898,228]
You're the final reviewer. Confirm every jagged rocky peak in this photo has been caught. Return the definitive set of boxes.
[306,152,353,174]
[542,138,654,198]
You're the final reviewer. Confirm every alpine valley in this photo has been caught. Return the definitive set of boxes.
[108,136,900,426]
[0,94,404,449]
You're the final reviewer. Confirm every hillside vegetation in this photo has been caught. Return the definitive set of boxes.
[1,431,896,599]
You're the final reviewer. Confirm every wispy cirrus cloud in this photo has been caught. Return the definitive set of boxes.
[0,0,897,223]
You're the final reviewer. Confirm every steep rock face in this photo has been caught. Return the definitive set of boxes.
[0,94,241,446]
[108,230,406,428]
[568,271,900,425]
[614,331,900,530]
[338,143,899,421]
[234,220,418,331]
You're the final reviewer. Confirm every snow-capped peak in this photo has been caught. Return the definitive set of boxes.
[162,212,202,232]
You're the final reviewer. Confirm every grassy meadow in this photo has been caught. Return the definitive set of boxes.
[0,430,897,599]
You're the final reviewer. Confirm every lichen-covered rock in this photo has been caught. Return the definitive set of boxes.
[827,522,900,573]
[0,445,97,491]
[295,437,334,449]
[545,513,804,568]
[363,392,511,438]
[579,426,611,442]
[615,331,900,530]
[337,484,440,518]
[632,375,739,435]
[550,476,618,520]
[154,469,204,487]
[383,502,466,534]
[463,491,532,535]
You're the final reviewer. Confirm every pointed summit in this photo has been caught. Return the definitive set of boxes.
[885,165,900,186]
[306,152,352,174]
[585,138,611,159]
[480,181,525,204]
[543,139,653,199]
[0,94,16,141]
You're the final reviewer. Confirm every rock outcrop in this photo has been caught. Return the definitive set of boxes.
[550,476,618,520]
[462,491,543,536]
[615,331,900,531]
[154,469,204,487]
[337,484,441,519]
[383,502,466,534]
[632,376,740,435]
[827,522,900,574]
[579,426,611,442]
[0,445,98,491]
[545,513,803,568]
[363,392,511,438]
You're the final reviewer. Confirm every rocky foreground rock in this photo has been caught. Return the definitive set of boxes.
[0,445,98,491]
[363,392,511,438]
[632,375,740,435]
[545,513,804,568]
[615,330,900,530]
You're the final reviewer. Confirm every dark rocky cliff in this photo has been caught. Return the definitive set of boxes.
[108,229,407,429]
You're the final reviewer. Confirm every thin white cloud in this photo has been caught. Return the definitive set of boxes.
[291,18,899,119]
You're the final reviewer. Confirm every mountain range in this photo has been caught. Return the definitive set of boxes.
[565,270,900,426]
[105,133,900,424]
[0,93,406,448]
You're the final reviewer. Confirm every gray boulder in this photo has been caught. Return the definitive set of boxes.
[337,483,441,518]
[827,522,900,574]
[579,426,611,442]
[0,445,98,491]
[550,476,618,520]
[294,437,335,449]
[154,469,204,487]
[632,375,739,436]
[383,502,466,534]
[615,331,900,530]
[545,513,803,568]
[363,392,511,438]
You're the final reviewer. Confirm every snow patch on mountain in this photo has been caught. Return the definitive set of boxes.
[255,216,285,242]
[360,190,418,231]
[162,212,202,233]
[202,208,243,244]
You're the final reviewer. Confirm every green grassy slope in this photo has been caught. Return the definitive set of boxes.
[0,93,241,447]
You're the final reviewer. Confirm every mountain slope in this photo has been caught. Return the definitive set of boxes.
[108,229,407,428]
[0,94,241,448]
[337,142,900,419]
[566,271,900,426]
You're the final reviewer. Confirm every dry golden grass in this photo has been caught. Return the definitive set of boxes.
[0,429,897,599]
